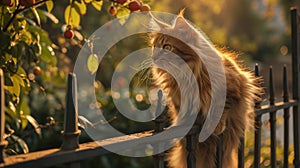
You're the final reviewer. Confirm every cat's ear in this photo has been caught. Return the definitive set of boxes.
[174,16,189,30]
[149,13,169,31]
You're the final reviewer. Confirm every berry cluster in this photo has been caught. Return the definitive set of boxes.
[0,0,36,7]
[62,0,151,39]
[0,0,13,7]
[19,0,35,6]
[108,0,151,16]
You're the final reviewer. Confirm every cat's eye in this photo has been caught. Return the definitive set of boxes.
[163,44,173,52]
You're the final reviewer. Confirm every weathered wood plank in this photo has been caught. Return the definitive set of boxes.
[0,124,201,168]
[0,131,152,168]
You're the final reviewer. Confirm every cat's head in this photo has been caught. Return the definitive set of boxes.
[149,11,208,79]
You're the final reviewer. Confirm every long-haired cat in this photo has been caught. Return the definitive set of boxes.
[150,11,262,168]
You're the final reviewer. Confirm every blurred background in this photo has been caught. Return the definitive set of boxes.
[4,0,300,167]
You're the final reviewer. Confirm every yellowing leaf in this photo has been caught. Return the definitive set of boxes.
[116,7,130,25]
[64,5,80,27]
[5,85,20,97]
[20,31,32,44]
[45,0,54,12]
[91,1,103,11]
[74,1,87,15]
[21,114,28,129]
[13,74,25,87]
[5,75,23,97]
[84,0,93,3]
[87,54,98,74]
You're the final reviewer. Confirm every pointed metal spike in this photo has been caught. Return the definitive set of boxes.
[269,66,275,105]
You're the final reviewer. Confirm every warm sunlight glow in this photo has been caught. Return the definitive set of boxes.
[280,45,288,56]
[135,94,144,102]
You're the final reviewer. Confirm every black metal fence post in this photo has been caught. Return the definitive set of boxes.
[0,69,7,163]
[283,65,290,168]
[153,90,165,168]
[215,134,223,168]
[186,133,196,168]
[238,137,245,168]
[60,73,81,168]
[269,67,277,168]
[291,7,300,168]
[254,64,262,168]
[61,73,81,150]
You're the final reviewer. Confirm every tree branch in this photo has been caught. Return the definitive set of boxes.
[3,0,50,32]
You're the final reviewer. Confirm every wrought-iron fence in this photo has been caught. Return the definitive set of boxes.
[0,7,299,168]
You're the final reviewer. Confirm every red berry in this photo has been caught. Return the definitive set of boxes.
[19,0,35,6]
[26,0,35,5]
[64,29,74,39]
[2,0,13,6]
[19,0,27,6]
[140,4,151,12]
[116,0,126,5]
[33,66,41,76]
[128,1,140,12]
[109,6,117,16]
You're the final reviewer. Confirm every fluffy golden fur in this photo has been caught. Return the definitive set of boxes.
[150,13,262,168]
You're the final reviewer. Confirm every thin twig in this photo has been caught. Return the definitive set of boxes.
[3,0,50,32]
[1,6,4,30]
[67,0,74,26]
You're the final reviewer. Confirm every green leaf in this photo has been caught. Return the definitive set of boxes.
[13,74,25,87]
[74,0,87,15]
[40,43,56,66]
[5,108,17,128]
[10,43,24,59]
[91,1,103,11]
[33,43,42,56]
[0,30,11,50]
[27,27,52,45]
[20,115,28,129]
[87,54,98,74]
[64,5,81,27]
[12,17,26,33]
[20,31,32,44]
[36,9,47,23]
[17,67,26,76]
[45,0,54,12]
[5,75,22,97]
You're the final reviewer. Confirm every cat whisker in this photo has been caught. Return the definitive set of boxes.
[135,58,153,88]
[136,69,148,87]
